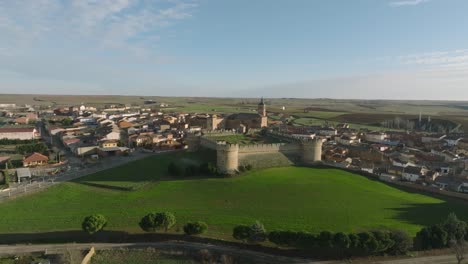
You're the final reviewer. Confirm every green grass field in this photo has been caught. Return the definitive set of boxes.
[0,153,467,240]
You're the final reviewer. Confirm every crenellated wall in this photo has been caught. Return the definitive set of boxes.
[189,133,323,174]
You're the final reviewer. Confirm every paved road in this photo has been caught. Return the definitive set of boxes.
[0,242,460,264]
[0,150,177,201]
[0,242,328,264]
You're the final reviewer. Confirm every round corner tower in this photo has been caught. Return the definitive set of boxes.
[302,138,323,165]
[216,143,239,174]
[185,133,201,152]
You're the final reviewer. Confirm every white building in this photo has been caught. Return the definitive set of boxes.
[365,132,388,143]
[0,128,39,140]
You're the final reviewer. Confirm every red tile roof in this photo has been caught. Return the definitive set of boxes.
[23,152,49,163]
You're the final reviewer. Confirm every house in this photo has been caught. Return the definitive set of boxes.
[422,134,446,143]
[335,135,360,145]
[387,166,404,177]
[15,117,29,124]
[0,156,10,167]
[0,127,40,140]
[318,127,337,137]
[365,132,388,143]
[118,120,134,129]
[444,136,463,147]
[435,176,451,189]
[392,158,411,168]
[100,140,119,148]
[425,170,440,181]
[105,131,120,141]
[23,152,49,167]
[372,144,390,152]
[402,166,424,182]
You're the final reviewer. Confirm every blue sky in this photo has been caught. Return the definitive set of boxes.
[0,0,468,99]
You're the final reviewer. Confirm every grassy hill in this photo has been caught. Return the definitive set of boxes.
[0,153,467,240]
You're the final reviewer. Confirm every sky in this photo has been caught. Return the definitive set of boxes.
[0,0,468,100]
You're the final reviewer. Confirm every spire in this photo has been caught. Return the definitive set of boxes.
[259,97,265,105]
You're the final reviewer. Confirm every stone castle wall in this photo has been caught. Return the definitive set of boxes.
[191,134,323,174]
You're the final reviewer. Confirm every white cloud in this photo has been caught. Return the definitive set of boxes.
[0,0,198,54]
[389,0,431,7]
[398,49,468,71]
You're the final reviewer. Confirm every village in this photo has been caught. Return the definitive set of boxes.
[1,100,468,197]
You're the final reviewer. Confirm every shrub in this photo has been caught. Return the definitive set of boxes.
[139,212,176,232]
[82,214,107,234]
[156,212,176,232]
[357,232,379,254]
[443,213,467,241]
[372,230,395,254]
[415,225,448,250]
[233,225,250,242]
[318,231,334,248]
[248,221,267,243]
[333,232,350,249]
[388,230,412,255]
[184,221,208,235]
[139,213,159,232]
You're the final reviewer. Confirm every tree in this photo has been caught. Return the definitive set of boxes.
[415,225,448,250]
[372,230,395,254]
[82,214,107,234]
[388,230,412,255]
[318,231,334,248]
[62,117,73,126]
[156,212,176,232]
[139,213,159,232]
[443,213,467,241]
[183,221,208,235]
[139,212,176,232]
[450,239,468,264]
[357,232,378,254]
[248,221,267,243]
[233,225,250,242]
[333,232,350,249]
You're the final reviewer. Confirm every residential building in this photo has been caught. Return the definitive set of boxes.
[23,152,49,167]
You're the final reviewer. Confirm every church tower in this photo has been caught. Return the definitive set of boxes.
[258,97,266,117]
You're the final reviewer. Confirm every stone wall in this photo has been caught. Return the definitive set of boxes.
[192,134,323,174]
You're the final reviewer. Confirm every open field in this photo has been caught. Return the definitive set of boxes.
[3,94,468,131]
[0,153,467,240]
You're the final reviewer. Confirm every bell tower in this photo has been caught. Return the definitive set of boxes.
[258,97,266,117]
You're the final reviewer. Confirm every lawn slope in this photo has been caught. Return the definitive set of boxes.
[0,158,467,239]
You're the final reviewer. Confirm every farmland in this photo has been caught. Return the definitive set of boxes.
[0,152,466,240]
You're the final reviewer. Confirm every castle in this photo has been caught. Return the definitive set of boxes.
[186,98,323,174]
[187,132,323,174]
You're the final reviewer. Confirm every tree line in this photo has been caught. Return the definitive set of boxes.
[81,212,207,236]
[80,212,467,260]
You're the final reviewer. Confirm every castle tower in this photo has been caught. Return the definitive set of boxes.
[216,143,239,174]
[302,138,323,165]
[258,97,266,117]
[185,133,201,152]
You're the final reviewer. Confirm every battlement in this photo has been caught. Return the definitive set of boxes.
[202,130,238,136]
[216,142,240,151]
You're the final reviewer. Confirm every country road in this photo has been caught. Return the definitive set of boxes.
[0,242,459,264]
[0,241,326,264]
